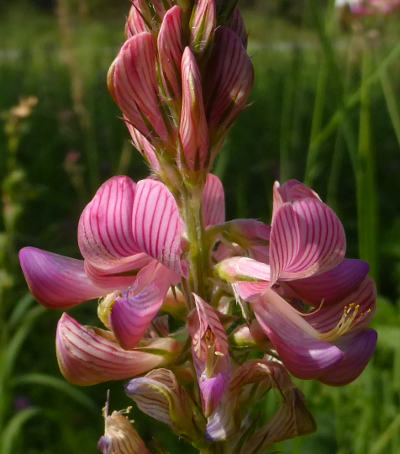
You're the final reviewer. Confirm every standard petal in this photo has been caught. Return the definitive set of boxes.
[56,313,180,386]
[108,33,169,142]
[319,330,377,386]
[252,289,343,379]
[132,179,186,276]
[109,262,177,349]
[288,259,370,306]
[270,198,346,283]
[19,247,105,309]
[78,176,141,271]
[202,173,226,226]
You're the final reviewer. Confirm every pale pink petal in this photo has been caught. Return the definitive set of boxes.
[319,330,377,386]
[272,180,320,220]
[270,198,346,283]
[109,262,177,349]
[252,289,343,379]
[126,122,160,171]
[203,173,225,226]
[108,33,169,142]
[216,257,270,283]
[158,6,183,107]
[56,313,181,385]
[234,281,270,301]
[288,259,370,306]
[190,0,216,55]
[19,247,105,309]
[132,179,187,276]
[179,47,209,171]
[125,1,149,37]
[78,176,141,271]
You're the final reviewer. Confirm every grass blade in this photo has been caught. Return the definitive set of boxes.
[0,408,40,454]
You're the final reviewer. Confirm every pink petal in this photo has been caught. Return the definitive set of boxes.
[216,257,270,283]
[125,1,149,37]
[228,8,248,48]
[108,33,169,142]
[234,281,270,301]
[179,47,209,171]
[270,198,346,283]
[190,0,216,55]
[56,313,181,385]
[252,289,343,379]
[205,27,254,144]
[19,247,105,309]
[126,122,160,171]
[319,330,377,386]
[158,6,183,107]
[203,173,225,226]
[288,259,370,306]
[272,180,320,220]
[78,176,141,272]
[132,179,187,276]
[109,262,177,349]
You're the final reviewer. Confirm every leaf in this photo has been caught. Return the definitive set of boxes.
[0,408,41,454]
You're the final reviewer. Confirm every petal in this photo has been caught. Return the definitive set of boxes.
[179,47,209,171]
[157,6,183,107]
[216,256,270,283]
[234,281,270,301]
[108,33,169,142]
[109,262,177,349]
[272,180,320,220]
[132,179,186,275]
[125,368,205,439]
[56,313,180,386]
[126,122,160,171]
[202,173,225,226]
[78,176,140,271]
[99,411,151,454]
[319,330,377,386]
[190,0,216,55]
[270,198,346,283]
[228,8,248,48]
[19,247,105,309]
[125,1,149,37]
[252,289,343,379]
[288,259,370,306]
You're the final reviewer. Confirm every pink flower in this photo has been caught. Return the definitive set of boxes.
[216,180,377,384]
[19,174,225,384]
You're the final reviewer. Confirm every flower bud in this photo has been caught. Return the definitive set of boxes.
[126,368,206,443]
[190,0,217,57]
[179,47,209,173]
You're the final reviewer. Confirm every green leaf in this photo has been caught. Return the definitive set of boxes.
[0,408,40,454]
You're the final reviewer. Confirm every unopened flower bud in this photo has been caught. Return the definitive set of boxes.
[190,0,217,57]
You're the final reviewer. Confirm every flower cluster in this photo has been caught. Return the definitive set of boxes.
[19,1,377,453]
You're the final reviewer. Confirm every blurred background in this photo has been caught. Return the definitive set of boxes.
[1,0,400,453]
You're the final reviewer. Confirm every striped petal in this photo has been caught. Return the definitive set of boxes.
[179,47,209,171]
[78,176,140,271]
[132,179,187,276]
[108,33,169,142]
[125,1,149,37]
[272,180,320,221]
[190,0,216,56]
[203,173,225,226]
[270,198,346,283]
[318,330,377,386]
[288,259,370,306]
[56,313,181,386]
[126,122,160,171]
[125,369,205,440]
[205,27,254,147]
[252,289,343,379]
[158,6,183,108]
[98,411,151,454]
[19,247,105,309]
[109,262,178,349]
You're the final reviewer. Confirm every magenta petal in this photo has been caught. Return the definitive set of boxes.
[56,313,179,385]
[109,262,176,349]
[19,247,105,309]
[270,198,346,283]
[319,330,377,386]
[288,259,370,306]
[78,176,140,271]
[203,173,225,226]
[252,289,343,379]
[132,179,186,276]
[272,180,320,218]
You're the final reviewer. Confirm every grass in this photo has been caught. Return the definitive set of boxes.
[0,1,400,453]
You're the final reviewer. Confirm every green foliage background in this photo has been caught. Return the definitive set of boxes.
[0,0,400,453]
